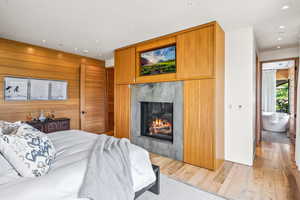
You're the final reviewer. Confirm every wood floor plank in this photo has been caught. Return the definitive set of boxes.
[150,141,300,200]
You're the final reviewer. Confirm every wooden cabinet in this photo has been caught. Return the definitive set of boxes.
[115,47,135,84]
[114,84,131,138]
[113,21,225,170]
[184,80,215,169]
[184,79,224,170]
[183,23,224,170]
[177,25,214,80]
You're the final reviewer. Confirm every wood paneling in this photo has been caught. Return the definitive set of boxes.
[116,21,216,51]
[80,64,107,133]
[135,73,177,84]
[289,65,296,143]
[115,47,135,84]
[0,38,104,129]
[184,80,215,169]
[256,55,262,145]
[177,25,214,80]
[106,67,114,131]
[114,84,131,138]
[276,69,289,80]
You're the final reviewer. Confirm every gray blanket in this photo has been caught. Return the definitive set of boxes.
[78,134,134,200]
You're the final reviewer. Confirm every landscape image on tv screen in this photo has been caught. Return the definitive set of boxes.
[140,45,176,76]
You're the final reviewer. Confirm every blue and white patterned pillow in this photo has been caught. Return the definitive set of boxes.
[0,123,56,177]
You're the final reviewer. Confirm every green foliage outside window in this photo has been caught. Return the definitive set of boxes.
[276,82,289,113]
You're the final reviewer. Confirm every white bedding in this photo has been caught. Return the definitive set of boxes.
[0,130,156,200]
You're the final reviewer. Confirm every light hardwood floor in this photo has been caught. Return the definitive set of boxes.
[150,141,300,200]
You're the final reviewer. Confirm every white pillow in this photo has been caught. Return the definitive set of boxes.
[0,123,56,177]
[0,121,22,135]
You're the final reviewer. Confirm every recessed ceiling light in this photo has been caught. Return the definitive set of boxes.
[279,25,285,29]
[277,46,281,49]
[277,37,283,41]
[281,5,289,10]
[42,39,46,43]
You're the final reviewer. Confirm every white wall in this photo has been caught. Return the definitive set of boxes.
[260,47,299,61]
[225,26,256,166]
[295,44,300,169]
[105,58,114,68]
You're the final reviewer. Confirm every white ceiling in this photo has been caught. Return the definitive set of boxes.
[262,60,295,70]
[0,0,299,60]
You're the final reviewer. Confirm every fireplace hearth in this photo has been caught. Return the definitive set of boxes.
[141,102,173,142]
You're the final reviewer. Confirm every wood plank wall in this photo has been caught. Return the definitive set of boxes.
[105,67,114,131]
[0,38,105,129]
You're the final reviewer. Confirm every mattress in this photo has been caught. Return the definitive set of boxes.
[0,130,156,200]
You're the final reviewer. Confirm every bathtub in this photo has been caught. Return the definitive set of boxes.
[262,112,290,132]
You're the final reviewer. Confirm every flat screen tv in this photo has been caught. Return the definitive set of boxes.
[140,45,176,76]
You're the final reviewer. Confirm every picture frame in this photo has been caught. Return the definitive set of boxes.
[29,79,50,100]
[4,77,68,101]
[135,37,177,83]
[4,77,29,101]
[140,45,176,76]
[49,80,68,100]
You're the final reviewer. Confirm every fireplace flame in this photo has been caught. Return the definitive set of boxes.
[149,118,172,135]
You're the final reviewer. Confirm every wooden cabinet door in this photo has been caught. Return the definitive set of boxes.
[177,26,214,80]
[184,79,215,169]
[80,64,107,134]
[115,84,131,138]
[115,47,135,84]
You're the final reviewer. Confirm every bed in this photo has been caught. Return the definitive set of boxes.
[0,130,158,200]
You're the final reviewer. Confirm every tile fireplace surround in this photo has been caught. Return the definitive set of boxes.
[131,81,183,161]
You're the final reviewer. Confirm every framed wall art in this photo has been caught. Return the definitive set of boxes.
[50,80,68,100]
[4,77,29,101]
[29,79,50,100]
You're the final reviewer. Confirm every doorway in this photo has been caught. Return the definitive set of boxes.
[256,57,299,146]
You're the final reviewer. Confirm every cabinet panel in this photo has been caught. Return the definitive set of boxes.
[177,26,214,80]
[184,80,215,169]
[114,84,131,138]
[115,47,135,84]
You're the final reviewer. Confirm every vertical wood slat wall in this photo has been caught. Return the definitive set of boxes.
[114,21,225,170]
[106,67,114,131]
[0,38,105,130]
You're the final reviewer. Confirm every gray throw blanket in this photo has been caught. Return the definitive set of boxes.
[78,134,134,200]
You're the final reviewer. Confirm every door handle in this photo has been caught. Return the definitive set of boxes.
[81,111,87,114]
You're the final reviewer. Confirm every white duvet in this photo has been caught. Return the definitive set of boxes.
[0,130,156,200]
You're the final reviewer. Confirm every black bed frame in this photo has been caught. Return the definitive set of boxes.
[134,165,160,199]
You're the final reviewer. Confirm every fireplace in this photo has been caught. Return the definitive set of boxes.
[141,102,173,142]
